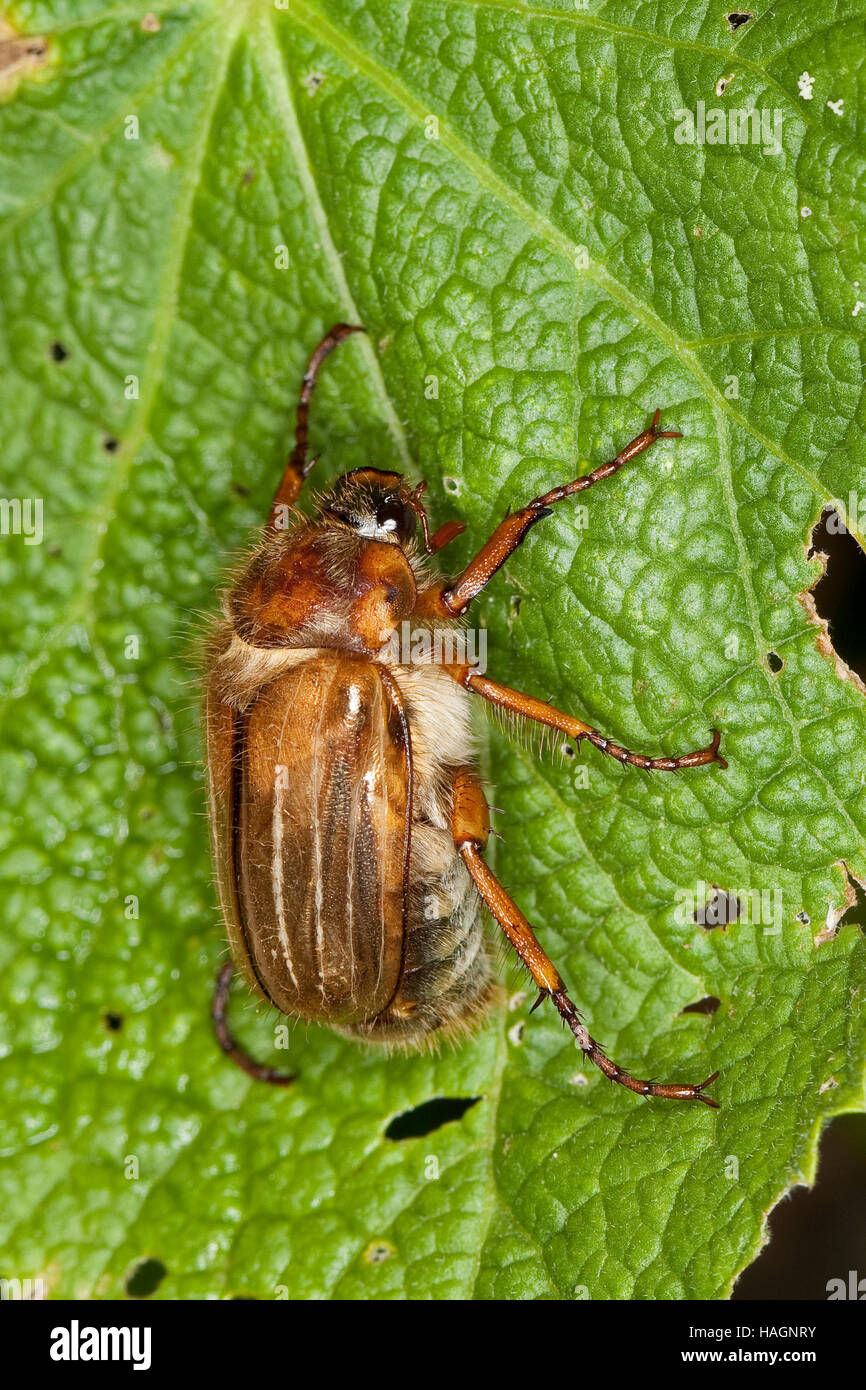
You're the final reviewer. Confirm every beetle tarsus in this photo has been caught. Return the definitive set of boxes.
[548,987,720,1107]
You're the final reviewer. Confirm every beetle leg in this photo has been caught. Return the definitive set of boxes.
[211,962,295,1086]
[448,666,726,772]
[268,322,365,528]
[433,410,680,615]
[451,767,719,1107]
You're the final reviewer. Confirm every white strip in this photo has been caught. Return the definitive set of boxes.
[270,772,299,991]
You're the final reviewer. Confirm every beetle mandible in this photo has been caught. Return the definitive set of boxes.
[204,324,724,1106]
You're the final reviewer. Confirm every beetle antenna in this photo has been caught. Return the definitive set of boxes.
[291,323,366,482]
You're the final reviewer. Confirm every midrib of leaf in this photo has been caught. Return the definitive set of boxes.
[287,0,855,537]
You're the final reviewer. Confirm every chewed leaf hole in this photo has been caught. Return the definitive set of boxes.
[385,1096,481,1140]
[726,11,752,29]
[808,508,866,680]
[49,340,68,362]
[767,651,783,673]
[695,889,742,930]
[125,1258,166,1298]
[681,996,721,1016]
[103,1011,123,1031]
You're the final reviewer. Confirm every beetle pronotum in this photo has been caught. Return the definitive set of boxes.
[204,324,724,1106]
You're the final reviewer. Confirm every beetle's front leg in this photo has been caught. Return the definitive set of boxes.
[450,767,719,1106]
[211,963,295,1086]
[421,410,680,618]
[448,667,726,772]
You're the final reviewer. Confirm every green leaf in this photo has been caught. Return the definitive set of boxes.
[2,0,865,1301]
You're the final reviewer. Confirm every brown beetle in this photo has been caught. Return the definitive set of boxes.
[204,325,724,1106]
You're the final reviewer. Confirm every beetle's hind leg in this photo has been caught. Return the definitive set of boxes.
[211,963,295,1086]
[450,768,719,1108]
[268,322,365,528]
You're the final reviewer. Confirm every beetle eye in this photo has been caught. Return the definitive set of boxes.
[376,498,414,542]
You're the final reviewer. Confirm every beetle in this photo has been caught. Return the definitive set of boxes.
[204,324,724,1106]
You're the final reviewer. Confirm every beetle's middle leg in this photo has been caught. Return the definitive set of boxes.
[450,767,719,1106]
[211,962,295,1086]
[268,322,365,528]
[448,666,726,772]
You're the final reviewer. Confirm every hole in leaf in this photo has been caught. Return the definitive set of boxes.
[102,435,120,454]
[385,1096,481,1140]
[681,996,721,1016]
[125,1258,166,1298]
[815,863,866,945]
[695,889,742,930]
[103,1011,123,1031]
[767,651,783,672]
[726,11,752,29]
[49,341,68,362]
[808,508,866,680]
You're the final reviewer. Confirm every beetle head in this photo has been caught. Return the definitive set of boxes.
[320,469,418,547]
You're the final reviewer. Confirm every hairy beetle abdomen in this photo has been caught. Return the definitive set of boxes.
[338,833,495,1048]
